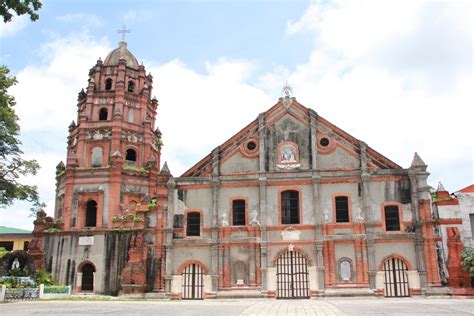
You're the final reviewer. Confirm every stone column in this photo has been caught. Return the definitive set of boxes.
[359,141,376,288]
[257,113,269,290]
[309,110,325,291]
[408,153,432,291]
[211,148,220,292]
[163,178,175,293]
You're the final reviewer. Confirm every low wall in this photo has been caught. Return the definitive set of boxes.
[0,284,71,301]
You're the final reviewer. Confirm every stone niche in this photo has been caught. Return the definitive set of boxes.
[232,261,248,286]
[337,258,353,283]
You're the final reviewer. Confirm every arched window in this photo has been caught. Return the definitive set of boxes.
[186,212,200,236]
[232,199,246,226]
[105,78,113,91]
[91,147,103,167]
[125,148,137,166]
[384,205,401,231]
[127,81,135,92]
[85,200,97,227]
[335,196,350,223]
[99,107,108,121]
[281,190,299,224]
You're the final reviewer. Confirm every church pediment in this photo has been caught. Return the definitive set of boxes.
[182,98,400,177]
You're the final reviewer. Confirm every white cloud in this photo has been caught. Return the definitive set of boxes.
[151,58,272,175]
[278,0,474,191]
[10,34,111,133]
[0,14,28,37]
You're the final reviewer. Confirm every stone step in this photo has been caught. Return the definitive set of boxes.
[322,288,376,297]
[216,289,263,299]
[143,292,169,299]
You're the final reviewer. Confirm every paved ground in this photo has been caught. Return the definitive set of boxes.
[0,298,473,316]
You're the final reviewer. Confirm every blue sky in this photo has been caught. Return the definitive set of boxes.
[0,0,473,229]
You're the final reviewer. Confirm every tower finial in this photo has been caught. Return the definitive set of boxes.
[282,81,293,98]
[117,25,131,41]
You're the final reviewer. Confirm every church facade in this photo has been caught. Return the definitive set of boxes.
[30,42,443,298]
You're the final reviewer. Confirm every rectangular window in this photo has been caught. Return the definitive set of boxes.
[385,205,401,231]
[470,214,474,238]
[232,199,246,226]
[173,214,184,228]
[187,212,201,237]
[281,190,300,224]
[335,196,350,223]
[0,241,14,251]
[177,189,185,201]
[23,241,30,251]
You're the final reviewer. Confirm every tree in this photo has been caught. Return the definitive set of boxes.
[0,0,43,213]
[0,0,42,22]
[0,66,41,210]
[461,247,474,286]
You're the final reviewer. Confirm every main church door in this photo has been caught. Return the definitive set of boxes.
[182,263,204,299]
[276,251,309,299]
[383,258,409,297]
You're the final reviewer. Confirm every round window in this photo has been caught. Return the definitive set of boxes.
[246,141,257,151]
[319,137,330,147]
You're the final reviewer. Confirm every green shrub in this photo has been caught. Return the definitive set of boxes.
[35,269,55,285]
[461,247,474,277]
[43,285,69,294]
[0,247,7,258]
[6,267,28,277]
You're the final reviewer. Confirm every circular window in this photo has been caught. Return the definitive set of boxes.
[319,137,330,147]
[246,141,257,151]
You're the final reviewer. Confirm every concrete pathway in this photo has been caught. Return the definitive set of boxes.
[0,298,473,316]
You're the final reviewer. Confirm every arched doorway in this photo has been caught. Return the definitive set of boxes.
[276,251,309,299]
[181,263,204,299]
[383,257,409,297]
[81,263,95,292]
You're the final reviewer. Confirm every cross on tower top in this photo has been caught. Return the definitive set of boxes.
[117,25,131,41]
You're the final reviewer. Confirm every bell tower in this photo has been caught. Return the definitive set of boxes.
[55,41,163,230]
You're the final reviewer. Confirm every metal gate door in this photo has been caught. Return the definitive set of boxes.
[383,258,409,297]
[182,263,204,299]
[276,251,309,299]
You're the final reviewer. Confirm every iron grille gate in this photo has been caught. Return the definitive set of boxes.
[276,251,309,299]
[182,263,204,299]
[383,258,409,297]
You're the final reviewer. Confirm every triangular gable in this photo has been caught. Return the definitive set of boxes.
[457,184,474,193]
[181,98,401,177]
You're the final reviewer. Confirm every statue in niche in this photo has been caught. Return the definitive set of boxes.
[221,212,229,227]
[250,210,260,226]
[281,145,296,163]
[11,258,20,269]
[323,209,330,224]
[355,207,364,222]
[71,136,77,147]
